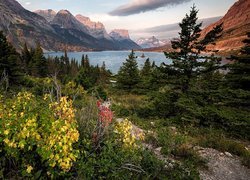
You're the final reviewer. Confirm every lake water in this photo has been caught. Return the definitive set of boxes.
[45,51,170,74]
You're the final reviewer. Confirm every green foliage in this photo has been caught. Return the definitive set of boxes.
[0,31,22,87]
[226,32,250,91]
[117,50,140,90]
[32,43,48,77]
[0,92,80,178]
[164,5,222,93]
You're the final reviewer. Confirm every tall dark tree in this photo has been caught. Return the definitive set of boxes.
[0,31,22,86]
[21,43,32,75]
[32,43,48,77]
[141,58,152,77]
[149,6,224,123]
[226,32,250,91]
[117,50,140,90]
[164,5,223,93]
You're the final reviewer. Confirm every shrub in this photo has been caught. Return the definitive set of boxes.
[0,92,80,178]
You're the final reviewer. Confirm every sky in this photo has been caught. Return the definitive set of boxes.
[17,0,237,39]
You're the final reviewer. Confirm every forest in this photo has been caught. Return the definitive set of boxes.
[0,6,249,179]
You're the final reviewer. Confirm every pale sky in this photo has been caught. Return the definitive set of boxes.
[17,0,237,37]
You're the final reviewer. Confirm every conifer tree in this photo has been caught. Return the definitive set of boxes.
[84,55,90,69]
[0,31,22,85]
[226,32,250,91]
[21,43,32,74]
[32,43,48,77]
[164,5,223,93]
[141,58,152,77]
[117,50,140,90]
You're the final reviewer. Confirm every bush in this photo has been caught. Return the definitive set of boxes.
[0,92,80,178]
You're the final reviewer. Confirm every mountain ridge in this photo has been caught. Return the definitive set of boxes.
[0,0,140,51]
[200,0,250,52]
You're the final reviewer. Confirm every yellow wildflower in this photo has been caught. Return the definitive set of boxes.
[26,165,33,173]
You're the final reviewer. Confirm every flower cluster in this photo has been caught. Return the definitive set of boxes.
[114,119,137,148]
[97,100,113,127]
[1,92,39,155]
[40,96,79,172]
[0,92,80,174]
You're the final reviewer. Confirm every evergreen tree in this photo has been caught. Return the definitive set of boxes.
[98,61,111,85]
[164,5,223,93]
[226,32,250,91]
[117,50,140,90]
[21,43,32,75]
[149,6,223,123]
[32,43,48,77]
[81,54,85,68]
[0,31,22,86]
[141,58,152,77]
[84,55,90,69]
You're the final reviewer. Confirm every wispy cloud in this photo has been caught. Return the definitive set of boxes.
[25,2,31,5]
[109,0,191,16]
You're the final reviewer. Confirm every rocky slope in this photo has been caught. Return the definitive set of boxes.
[0,0,64,50]
[109,29,141,49]
[75,14,111,40]
[35,9,56,22]
[0,0,140,51]
[201,0,250,52]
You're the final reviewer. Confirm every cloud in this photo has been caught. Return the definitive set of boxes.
[109,0,191,16]
[25,2,31,5]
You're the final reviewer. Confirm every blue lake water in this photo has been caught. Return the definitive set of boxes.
[45,51,170,74]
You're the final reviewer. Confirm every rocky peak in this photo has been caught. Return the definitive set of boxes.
[136,36,166,48]
[35,9,56,22]
[109,29,130,40]
[57,9,71,15]
[51,10,88,33]
[75,14,110,39]
[75,14,104,30]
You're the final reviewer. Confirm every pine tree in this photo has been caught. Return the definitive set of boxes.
[117,50,140,90]
[0,31,22,86]
[32,43,48,77]
[150,5,223,122]
[164,5,223,93]
[84,55,90,69]
[226,32,250,91]
[21,43,32,75]
[141,58,152,77]
[81,54,85,68]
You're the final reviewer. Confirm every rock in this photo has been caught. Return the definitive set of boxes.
[225,152,233,157]
[155,147,162,152]
[198,147,250,180]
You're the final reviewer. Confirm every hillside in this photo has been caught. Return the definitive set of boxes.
[201,0,250,53]
[0,0,140,51]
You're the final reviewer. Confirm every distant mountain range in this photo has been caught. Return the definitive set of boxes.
[136,36,169,49]
[0,0,140,51]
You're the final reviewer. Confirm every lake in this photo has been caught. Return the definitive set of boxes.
[45,51,170,74]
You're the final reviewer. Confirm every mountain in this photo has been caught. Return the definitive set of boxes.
[136,36,168,48]
[75,15,110,40]
[109,29,141,49]
[201,0,250,52]
[34,9,56,22]
[0,0,140,51]
[0,0,65,50]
